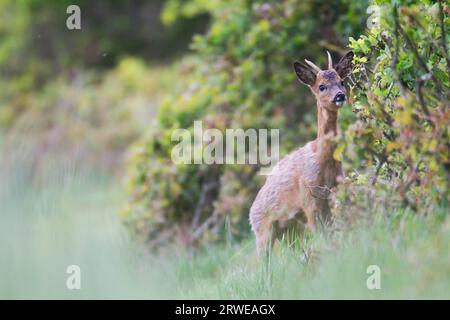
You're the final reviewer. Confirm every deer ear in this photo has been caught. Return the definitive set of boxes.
[334,51,354,79]
[293,61,316,86]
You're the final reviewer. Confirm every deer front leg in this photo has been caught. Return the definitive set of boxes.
[318,200,331,228]
[303,199,331,232]
[303,204,317,232]
[250,208,274,257]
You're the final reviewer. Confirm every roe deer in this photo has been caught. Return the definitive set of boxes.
[249,51,354,256]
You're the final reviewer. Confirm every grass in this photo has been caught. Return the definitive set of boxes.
[1,142,449,299]
[170,208,450,299]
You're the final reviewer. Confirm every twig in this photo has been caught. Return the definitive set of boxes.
[191,180,218,231]
[416,72,434,126]
[438,0,450,75]
[406,9,450,75]
[392,4,406,95]
[191,209,220,241]
[370,158,386,187]
[396,13,445,97]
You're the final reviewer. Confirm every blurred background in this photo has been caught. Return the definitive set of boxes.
[0,0,448,299]
[0,0,210,173]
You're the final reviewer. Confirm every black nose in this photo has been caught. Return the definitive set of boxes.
[334,93,346,102]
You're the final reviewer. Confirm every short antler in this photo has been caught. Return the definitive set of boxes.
[304,51,333,72]
[327,51,333,70]
[304,59,321,73]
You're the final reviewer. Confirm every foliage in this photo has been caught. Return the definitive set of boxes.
[123,0,370,250]
[335,0,449,218]
[0,0,208,129]
[161,0,218,26]
[1,58,177,177]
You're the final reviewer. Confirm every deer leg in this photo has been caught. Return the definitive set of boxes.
[256,219,273,257]
[317,201,331,229]
[303,205,317,232]
[250,209,273,257]
[303,199,331,232]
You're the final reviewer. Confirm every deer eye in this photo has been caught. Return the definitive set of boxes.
[341,81,345,86]
[319,84,326,91]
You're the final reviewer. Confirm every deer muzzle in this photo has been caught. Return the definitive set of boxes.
[333,92,346,107]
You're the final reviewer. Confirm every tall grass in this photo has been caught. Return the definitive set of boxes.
[0,137,166,299]
[1,136,449,299]
[168,207,450,299]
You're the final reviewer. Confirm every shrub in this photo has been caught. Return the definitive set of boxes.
[1,58,177,179]
[335,0,449,219]
[0,0,208,129]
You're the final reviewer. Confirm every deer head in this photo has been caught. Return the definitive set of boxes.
[293,51,354,111]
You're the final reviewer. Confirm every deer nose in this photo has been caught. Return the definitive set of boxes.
[334,92,346,102]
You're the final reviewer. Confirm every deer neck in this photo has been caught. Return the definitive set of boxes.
[316,102,338,139]
[315,102,338,163]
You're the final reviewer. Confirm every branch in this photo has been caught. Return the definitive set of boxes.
[191,178,219,231]
[438,0,450,75]
[370,157,386,187]
[416,72,434,127]
[392,4,406,95]
[396,13,445,97]
[191,209,220,241]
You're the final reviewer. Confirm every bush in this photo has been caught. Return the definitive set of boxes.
[0,0,208,129]
[1,58,177,179]
[334,0,449,219]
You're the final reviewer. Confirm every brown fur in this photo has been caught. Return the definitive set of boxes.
[249,51,354,256]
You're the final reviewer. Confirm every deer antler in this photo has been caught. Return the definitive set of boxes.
[327,51,333,70]
[304,59,321,73]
